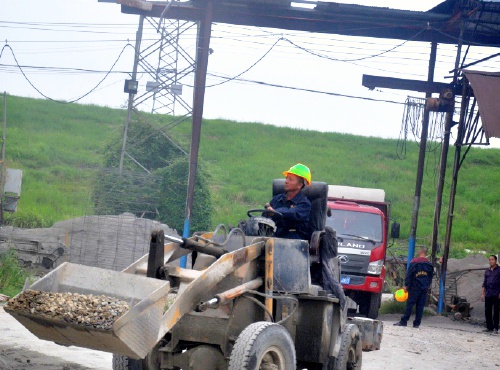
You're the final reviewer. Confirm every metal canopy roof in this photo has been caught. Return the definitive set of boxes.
[119,0,500,46]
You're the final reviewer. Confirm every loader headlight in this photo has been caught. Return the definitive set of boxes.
[367,259,384,275]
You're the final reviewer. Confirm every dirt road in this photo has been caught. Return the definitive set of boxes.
[0,306,498,369]
[364,314,499,369]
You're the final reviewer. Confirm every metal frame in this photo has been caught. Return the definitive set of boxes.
[108,0,500,314]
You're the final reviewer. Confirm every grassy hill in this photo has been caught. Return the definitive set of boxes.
[2,95,499,255]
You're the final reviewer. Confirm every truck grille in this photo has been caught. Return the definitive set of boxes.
[338,253,369,274]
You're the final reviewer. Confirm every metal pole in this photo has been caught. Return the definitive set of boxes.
[181,0,213,268]
[119,15,144,175]
[1,92,6,225]
[437,77,468,314]
[436,21,464,314]
[407,41,437,269]
[2,92,6,170]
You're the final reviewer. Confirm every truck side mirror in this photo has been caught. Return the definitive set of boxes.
[390,222,400,239]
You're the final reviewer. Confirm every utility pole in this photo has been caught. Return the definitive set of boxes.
[180,0,214,268]
[119,15,144,175]
[407,41,437,269]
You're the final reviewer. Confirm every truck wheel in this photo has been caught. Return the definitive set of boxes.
[112,354,144,370]
[332,324,362,370]
[359,292,381,319]
[367,292,381,319]
[228,322,296,370]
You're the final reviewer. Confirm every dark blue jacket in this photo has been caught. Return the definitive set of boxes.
[269,191,312,240]
[483,264,500,297]
[405,257,434,291]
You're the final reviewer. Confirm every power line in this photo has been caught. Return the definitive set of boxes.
[207,72,406,105]
[0,21,135,27]
[206,38,281,88]
[0,43,134,103]
[281,28,426,62]
[3,20,496,69]
[0,63,143,75]
[1,18,496,109]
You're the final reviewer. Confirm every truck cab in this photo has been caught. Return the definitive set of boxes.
[326,185,392,319]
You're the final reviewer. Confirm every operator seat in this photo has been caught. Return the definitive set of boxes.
[272,179,329,259]
[272,179,342,300]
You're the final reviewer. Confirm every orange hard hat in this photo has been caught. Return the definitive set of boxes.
[394,289,408,302]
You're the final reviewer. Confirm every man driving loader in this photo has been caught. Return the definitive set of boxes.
[265,163,313,240]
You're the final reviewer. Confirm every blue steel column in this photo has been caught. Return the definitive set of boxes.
[437,21,464,314]
[438,83,465,314]
[180,0,213,268]
[407,41,437,269]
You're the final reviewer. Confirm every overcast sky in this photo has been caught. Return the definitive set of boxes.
[1,0,499,148]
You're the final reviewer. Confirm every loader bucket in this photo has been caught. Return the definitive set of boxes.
[5,262,169,359]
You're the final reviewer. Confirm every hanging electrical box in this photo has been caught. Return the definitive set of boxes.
[3,168,22,212]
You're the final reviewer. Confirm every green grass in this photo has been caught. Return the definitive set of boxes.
[0,249,30,297]
[1,94,499,255]
[380,298,435,316]
[4,96,124,225]
[379,299,407,315]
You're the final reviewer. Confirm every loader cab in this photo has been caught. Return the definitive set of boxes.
[212,180,330,259]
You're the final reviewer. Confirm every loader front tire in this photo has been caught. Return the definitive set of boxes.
[228,322,296,370]
[112,354,144,370]
[331,324,362,370]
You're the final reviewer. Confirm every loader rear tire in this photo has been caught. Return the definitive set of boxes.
[331,324,362,370]
[112,354,144,370]
[228,322,296,370]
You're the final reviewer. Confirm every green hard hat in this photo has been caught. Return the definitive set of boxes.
[283,163,311,186]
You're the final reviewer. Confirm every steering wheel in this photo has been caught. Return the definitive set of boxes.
[247,209,283,219]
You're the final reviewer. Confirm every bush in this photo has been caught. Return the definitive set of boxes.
[157,157,212,233]
[0,248,29,297]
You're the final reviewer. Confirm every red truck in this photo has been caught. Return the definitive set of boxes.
[326,185,399,319]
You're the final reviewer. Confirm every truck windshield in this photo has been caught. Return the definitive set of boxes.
[326,210,383,243]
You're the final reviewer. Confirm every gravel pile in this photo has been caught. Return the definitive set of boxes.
[6,290,129,330]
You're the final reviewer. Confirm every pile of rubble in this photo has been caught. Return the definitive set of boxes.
[446,254,489,320]
[6,290,129,330]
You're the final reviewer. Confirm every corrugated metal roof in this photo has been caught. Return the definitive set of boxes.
[463,70,500,139]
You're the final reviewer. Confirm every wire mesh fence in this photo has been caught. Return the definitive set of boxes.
[0,167,179,272]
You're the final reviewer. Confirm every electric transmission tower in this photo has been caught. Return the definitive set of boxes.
[119,15,196,174]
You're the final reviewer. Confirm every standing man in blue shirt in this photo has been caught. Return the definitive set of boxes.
[265,163,313,241]
[394,247,434,328]
[482,255,500,334]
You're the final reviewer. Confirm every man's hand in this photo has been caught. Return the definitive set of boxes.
[403,286,408,293]
[265,203,275,213]
[481,294,485,302]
